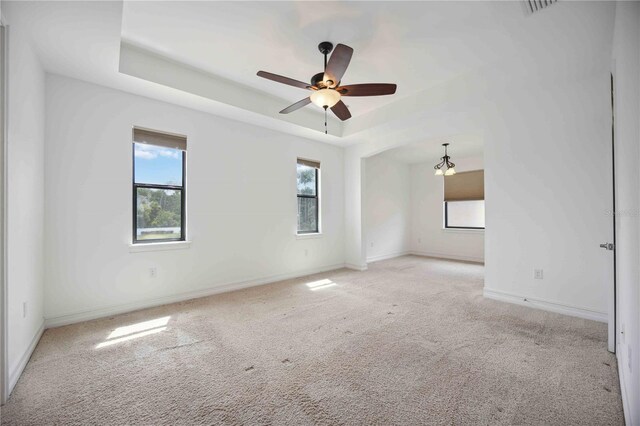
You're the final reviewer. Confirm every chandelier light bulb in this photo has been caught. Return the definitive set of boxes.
[435,168,444,176]
[310,88,341,109]
[444,167,456,176]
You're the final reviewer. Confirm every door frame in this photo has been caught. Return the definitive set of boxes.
[607,70,617,354]
[0,21,7,404]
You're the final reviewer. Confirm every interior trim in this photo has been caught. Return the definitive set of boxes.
[128,241,191,253]
[8,321,44,396]
[483,288,608,323]
[344,263,368,271]
[617,344,632,426]
[44,262,346,328]
[366,251,411,263]
[411,250,484,264]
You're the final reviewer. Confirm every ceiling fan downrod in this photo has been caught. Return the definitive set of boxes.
[318,41,333,73]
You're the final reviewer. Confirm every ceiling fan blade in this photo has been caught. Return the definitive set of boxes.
[330,100,351,121]
[257,71,311,90]
[337,83,397,96]
[279,97,312,114]
[324,44,353,87]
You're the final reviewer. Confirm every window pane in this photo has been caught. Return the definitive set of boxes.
[297,164,316,196]
[447,200,485,228]
[298,197,318,233]
[136,188,182,240]
[134,143,183,186]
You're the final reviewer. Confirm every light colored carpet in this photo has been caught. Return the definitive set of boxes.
[2,256,624,425]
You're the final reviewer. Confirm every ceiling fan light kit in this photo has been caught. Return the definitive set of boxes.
[310,89,341,108]
[257,41,397,134]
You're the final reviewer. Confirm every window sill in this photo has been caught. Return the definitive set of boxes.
[296,233,323,240]
[129,241,192,253]
[442,228,484,234]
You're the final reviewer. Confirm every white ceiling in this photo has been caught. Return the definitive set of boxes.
[373,133,484,165]
[5,0,616,150]
[121,1,519,117]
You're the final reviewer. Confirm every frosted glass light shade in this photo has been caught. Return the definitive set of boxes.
[444,167,456,176]
[434,168,444,176]
[310,89,341,108]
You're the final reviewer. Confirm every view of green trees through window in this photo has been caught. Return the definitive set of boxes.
[136,188,182,240]
[297,162,319,233]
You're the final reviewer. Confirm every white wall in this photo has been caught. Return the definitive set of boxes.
[483,72,612,322]
[344,153,366,270]
[345,61,613,324]
[364,155,411,262]
[611,2,640,423]
[4,4,46,393]
[411,156,484,263]
[44,75,345,325]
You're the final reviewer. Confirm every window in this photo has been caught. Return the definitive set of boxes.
[132,128,186,243]
[297,159,320,234]
[445,200,485,229]
[443,170,484,230]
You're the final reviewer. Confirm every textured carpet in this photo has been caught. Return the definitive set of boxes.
[2,256,624,425]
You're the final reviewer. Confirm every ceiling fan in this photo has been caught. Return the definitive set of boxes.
[257,41,397,132]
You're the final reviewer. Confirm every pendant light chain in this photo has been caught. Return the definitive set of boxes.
[324,106,328,134]
[324,51,328,135]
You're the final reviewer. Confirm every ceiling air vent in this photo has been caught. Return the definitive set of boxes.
[524,0,558,15]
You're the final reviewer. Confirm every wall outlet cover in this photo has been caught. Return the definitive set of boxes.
[534,269,543,279]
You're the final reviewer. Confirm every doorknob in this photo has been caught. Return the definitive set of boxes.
[599,243,615,250]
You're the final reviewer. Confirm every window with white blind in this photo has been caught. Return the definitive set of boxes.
[444,170,484,229]
[132,128,187,243]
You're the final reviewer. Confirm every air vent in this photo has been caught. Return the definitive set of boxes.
[524,0,558,15]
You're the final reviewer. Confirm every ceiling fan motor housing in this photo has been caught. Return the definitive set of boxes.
[311,72,337,89]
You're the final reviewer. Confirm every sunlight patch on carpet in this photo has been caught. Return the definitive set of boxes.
[305,279,337,291]
[96,316,171,349]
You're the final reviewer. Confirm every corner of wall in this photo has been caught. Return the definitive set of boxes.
[3,6,47,398]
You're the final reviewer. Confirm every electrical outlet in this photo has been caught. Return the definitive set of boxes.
[534,269,543,280]
[370,242,374,248]
[304,249,308,257]
[149,267,157,278]
[22,302,27,318]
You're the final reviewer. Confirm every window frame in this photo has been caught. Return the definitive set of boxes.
[443,200,485,230]
[132,143,187,244]
[296,162,320,235]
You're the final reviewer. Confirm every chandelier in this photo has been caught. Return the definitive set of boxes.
[434,143,456,176]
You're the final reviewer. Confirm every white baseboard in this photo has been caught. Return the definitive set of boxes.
[366,251,410,263]
[617,347,634,426]
[45,263,346,328]
[8,321,44,396]
[345,263,368,271]
[483,288,608,323]
[410,250,484,264]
